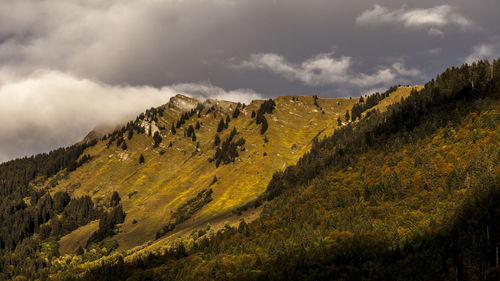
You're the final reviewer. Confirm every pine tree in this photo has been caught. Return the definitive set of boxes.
[214,134,221,147]
[230,127,237,141]
[225,116,230,128]
[110,192,121,207]
[232,107,240,118]
[251,110,256,118]
[195,121,201,129]
[187,125,195,137]
[238,219,250,236]
[217,118,225,132]
[260,116,268,134]
[359,96,365,103]
[121,141,127,150]
[139,154,145,164]
[192,132,197,142]
[345,110,350,122]
[153,132,162,148]
[171,122,176,135]
[127,130,134,140]
[337,116,342,126]
[211,175,218,185]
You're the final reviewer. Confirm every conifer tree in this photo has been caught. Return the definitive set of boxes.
[110,191,121,207]
[153,132,162,148]
[211,175,218,185]
[345,110,350,122]
[217,118,225,132]
[171,122,176,135]
[337,116,342,126]
[139,154,145,164]
[214,134,221,147]
[260,116,268,134]
[232,107,240,118]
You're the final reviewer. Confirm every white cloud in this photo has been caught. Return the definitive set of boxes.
[391,62,421,77]
[356,4,472,36]
[235,52,420,88]
[172,82,262,105]
[238,52,351,86]
[360,87,388,96]
[0,70,262,162]
[465,41,500,64]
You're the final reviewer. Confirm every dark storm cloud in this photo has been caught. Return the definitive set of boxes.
[0,0,498,90]
[0,0,499,162]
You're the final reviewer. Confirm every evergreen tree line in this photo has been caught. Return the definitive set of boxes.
[0,140,96,197]
[43,195,102,240]
[0,140,97,250]
[258,60,500,204]
[347,85,397,122]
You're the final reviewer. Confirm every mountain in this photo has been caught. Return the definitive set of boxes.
[45,88,415,255]
[0,59,499,280]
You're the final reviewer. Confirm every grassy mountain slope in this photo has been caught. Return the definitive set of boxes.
[50,60,499,281]
[44,89,415,254]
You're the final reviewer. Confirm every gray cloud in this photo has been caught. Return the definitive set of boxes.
[356,4,472,36]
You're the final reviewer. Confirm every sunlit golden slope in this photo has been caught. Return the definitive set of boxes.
[44,87,420,255]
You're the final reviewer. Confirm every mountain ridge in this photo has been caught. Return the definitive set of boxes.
[3,58,498,280]
[42,87,418,255]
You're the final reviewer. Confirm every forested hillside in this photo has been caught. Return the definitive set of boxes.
[53,60,499,280]
[0,59,498,280]
[1,79,408,279]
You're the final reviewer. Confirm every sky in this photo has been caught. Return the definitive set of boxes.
[0,0,499,162]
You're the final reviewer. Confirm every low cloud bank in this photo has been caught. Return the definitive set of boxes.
[0,70,262,162]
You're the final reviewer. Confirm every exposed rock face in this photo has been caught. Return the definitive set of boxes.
[140,120,160,136]
[168,94,199,111]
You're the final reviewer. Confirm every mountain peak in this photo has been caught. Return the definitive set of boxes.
[167,94,200,111]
